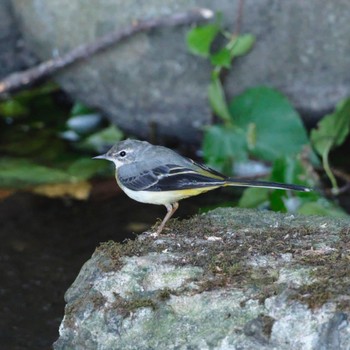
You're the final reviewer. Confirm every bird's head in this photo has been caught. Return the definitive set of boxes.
[93,139,151,169]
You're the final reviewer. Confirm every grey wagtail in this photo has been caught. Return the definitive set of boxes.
[94,139,311,235]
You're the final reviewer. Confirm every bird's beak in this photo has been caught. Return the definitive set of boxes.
[93,154,108,160]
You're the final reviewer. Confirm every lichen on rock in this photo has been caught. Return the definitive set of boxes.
[54,208,350,349]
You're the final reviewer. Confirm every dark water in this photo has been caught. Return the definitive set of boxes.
[1,176,349,350]
[0,185,235,350]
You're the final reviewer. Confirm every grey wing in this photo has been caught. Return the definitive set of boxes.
[118,163,226,192]
[118,164,165,191]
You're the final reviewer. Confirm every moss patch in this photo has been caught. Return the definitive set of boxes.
[96,236,162,271]
[110,288,173,318]
[95,209,350,310]
[291,227,350,309]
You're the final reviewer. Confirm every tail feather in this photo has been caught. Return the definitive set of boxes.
[226,178,311,192]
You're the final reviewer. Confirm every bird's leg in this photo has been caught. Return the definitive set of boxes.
[155,202,179,236]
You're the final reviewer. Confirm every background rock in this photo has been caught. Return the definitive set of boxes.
[11,0,350,141]
[54,208,350,349]
[0,0,36,78]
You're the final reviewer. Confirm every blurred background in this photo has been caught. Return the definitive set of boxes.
[0,1,349,349]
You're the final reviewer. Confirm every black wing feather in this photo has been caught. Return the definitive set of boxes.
[118,164,226,192]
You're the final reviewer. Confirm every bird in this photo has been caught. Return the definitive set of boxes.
[94,139,311,236]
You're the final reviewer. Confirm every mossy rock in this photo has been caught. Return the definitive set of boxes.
[54,208,350,349]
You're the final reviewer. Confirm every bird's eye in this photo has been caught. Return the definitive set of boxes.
[119,151,126,157]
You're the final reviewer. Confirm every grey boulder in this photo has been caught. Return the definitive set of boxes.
[54,208,350,349]
[11,0,350,141]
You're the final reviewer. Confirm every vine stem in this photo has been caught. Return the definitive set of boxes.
[322,150,339,194]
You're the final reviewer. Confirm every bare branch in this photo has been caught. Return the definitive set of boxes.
[0,8,213,99]
[234,0,245,35]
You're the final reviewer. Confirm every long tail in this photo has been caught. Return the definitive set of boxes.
[226,178,311,192]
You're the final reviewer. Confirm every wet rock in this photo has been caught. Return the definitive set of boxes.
[11,0,350,141]
[54,208,350,349]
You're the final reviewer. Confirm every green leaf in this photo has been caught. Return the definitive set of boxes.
[298,200,348,218]
[203,125,247,170]
[67,158,110,181]
[0,156,111,189]
[238,187,268,208]
[228,34,255,58]
[208,34,255,69]
[269,156,321,213]
[229,87,309,162]
[208,76,231,122]
[310,98,350,190]
[239,156,315,211]
[210,48,231,68]
[270,157,309,187]
[71,102,94,116]
[0,99,29,117]
[311,98,350,154]
[186,24,220,57]
[15,82,59,101]
[79,125,123,152]
[269,190,287,212]
[0,158,71,189]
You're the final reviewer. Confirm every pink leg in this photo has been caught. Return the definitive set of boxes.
[156,202,179,235]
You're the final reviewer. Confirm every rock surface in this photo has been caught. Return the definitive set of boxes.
[54,208,350,349]
[11,0,350,141]
[0,0,35,78]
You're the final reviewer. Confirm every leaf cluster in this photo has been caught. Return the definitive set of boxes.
[0,86,123,198]
[187,19,350,217]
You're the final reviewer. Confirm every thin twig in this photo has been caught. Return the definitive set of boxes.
[234,0,245,35]
[0,8,213,99]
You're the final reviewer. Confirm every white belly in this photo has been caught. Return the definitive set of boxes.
[116,175,220,205]
[121,185,190,205]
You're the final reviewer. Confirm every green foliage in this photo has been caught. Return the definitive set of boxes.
[0,157,108,189]
[70,102,94,116]
[298,200,348,218]
[229,87,309,162]
[187,20,255,128]
[311,98,350,192]
[227,34,255,57]
[67,158,110,181]
[237,155,346,218]
[239,156,310,211]
[0,158,71,188]
[0,83,59,119]
[187,19,349,218]
[208,74,231,123]
[0,99,29,117]
[187,19,258,171]
[238,187,269,208]
[0,84,68,162]
[186,23,220,57]
[77,125,123,152]
[0,86,121,191]
[270,156,309,187]
[203,125,247,170]
[202,87,309,171]
[210,48,231,68]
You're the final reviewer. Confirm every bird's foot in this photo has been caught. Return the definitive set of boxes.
[139,230,159,239]
[142,229,175,239]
